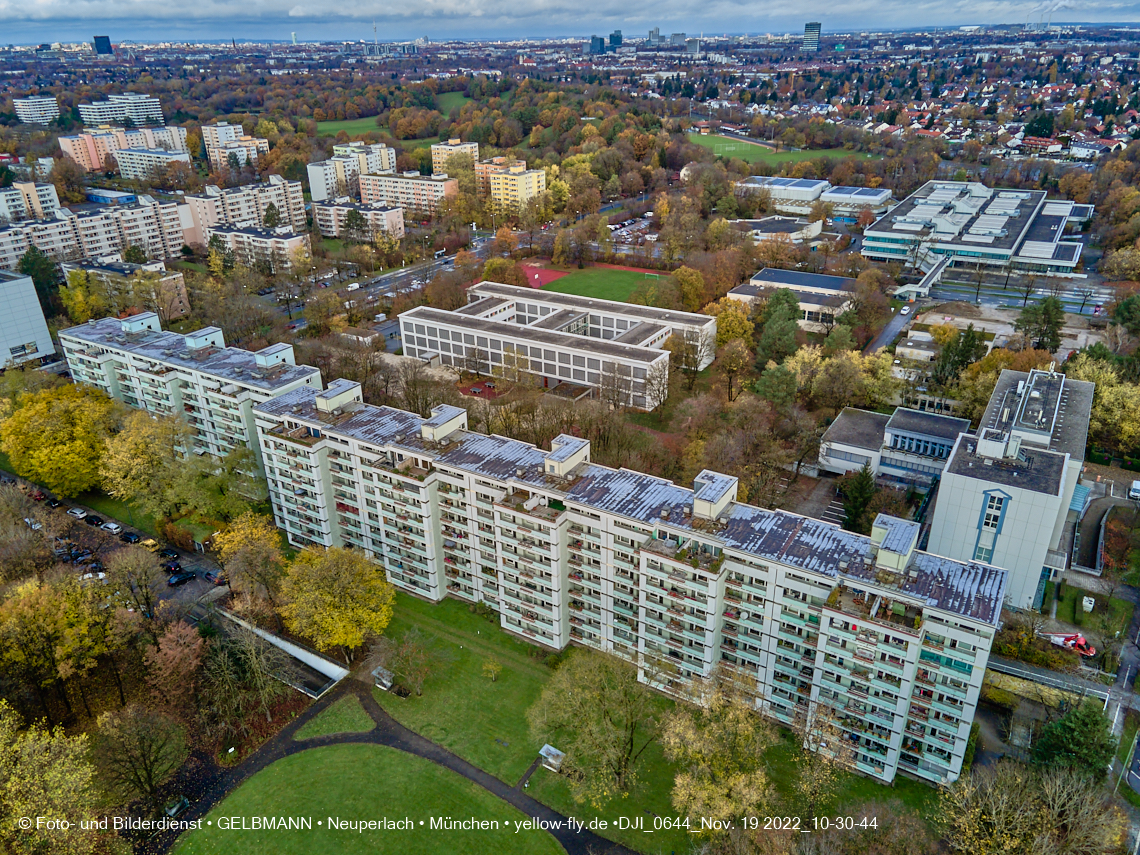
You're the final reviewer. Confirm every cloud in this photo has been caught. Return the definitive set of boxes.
[288,4,305,14]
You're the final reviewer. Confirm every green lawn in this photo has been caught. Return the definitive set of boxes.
[74,490,160,538]
[1055,585,1134,633]
[437,92,473,115]
[315,116,383,137]
[687,133,878,165]
[171,744,564,855]
[373,594,553,784]
[294,695,374,740]
[544,268,661,303]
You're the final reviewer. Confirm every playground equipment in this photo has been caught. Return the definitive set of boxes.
[1039,632,1097,657]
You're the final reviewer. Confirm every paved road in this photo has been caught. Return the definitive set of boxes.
[864,309,912,353]
[145,679,634,855]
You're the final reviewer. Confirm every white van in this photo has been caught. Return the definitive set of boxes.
[1130,481,1140,501]
[345,282,361,292]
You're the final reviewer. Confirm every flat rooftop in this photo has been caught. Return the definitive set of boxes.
[979,369,1093,460]
[60,317,320,392]
[749,267,857,292]
[822,408,890,451]
[468,281,713,329]
[885,408,971,442]
[945,435,1067,496]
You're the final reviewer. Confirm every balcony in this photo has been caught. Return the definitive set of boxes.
[824,585,923,635]
[496,491,564,523]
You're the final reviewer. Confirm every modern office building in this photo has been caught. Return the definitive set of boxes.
[60,258,190,320]
[358,171,458,216]
[430,138,479,174]
[13,96,60,125]
[92,35,113,55]
[182,175,305,244]
[0,270,54,366]
[204,226,310,272]
[399,280,716,409]
[201,122,270,170]
[254,380,1005,787]
[485,160,547,213]
[60,126,189,172]
[861,181,1094,276]
[78,93,165,127]
[728,269,855,334]
[610,30,623,48]
[734,176,892,220]
[0,182,61,222]
[928,367,1094,610]
[59,313,321,468]
[113,148,192,180]
[312,200,405,240]
[803,22,822,52]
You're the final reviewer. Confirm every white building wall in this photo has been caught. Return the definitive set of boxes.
[0,271,54,365]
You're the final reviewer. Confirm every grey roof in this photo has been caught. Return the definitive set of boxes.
[694,470,737,504]
[739,176,829,191]
[254,390,1008,627]
[455,296,509,316]
[885,408,971,442]
[874,513,920,554]
[0,270,30,283]
[822,408,890,452]
[424,404,466,428]
[945,436,1067,496]
[736,217,806,234]
[750,268,856,292]
[547,434,589,462]
[728,282,848,308]
[979,369,1093,460]
[613,322,666,345]
[60,317,320,392]
[532,308,586,331]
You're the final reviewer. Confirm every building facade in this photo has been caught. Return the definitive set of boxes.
[114,149,192,180]
[59,313,321,469]
[13,96,60,125]
[78,93,164,127]
[204,226,310,272]
[430,138,479,174]
[60,126,189,172]
[307,157,361,203]
[0,270,54,365]
[358,171,458,216]
[312,200,405,240]
[487,161,547,213]
[201,122,270,170]
[332,142,397,175]
[253,381,1005,787]
[803,21,821,52]
[0,182,61,222]
[183,175,305,244]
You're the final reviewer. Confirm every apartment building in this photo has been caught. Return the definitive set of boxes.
[60,313,321,469]
[13,96,60,125]
[0,182,61,222]
[359,171,458,217]
[332,142,397,175]
[400,281,715,409]
[312,199,405,240]
[486,161,546,213]
[205,226,310,272]
[0,270,54,365]
[60,259,190,320]
[307,157,363,203]
[928,367,1094,610]
[430,138,479,174]
[114,149,192,181]
[78,93,164,126]
[183,175,305,244]
[201,122,270,170]
[254,380,1005,786]
[60,126,189,172]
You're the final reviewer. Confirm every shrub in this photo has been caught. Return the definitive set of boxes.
[962,721,981,774]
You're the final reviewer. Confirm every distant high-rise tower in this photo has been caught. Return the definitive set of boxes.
[648,27,660,46]
[588,35,605,55]
[610,30,622,49]
[803,22,821,52]
[291,32,297,45]
[92,35,112,55]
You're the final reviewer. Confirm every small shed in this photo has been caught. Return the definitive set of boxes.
[539,744,565,772]
[371,665,395,691]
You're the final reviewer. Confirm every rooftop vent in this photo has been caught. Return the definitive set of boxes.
[516,468,525,478]
[660,509,669,519]
[394,433,405,442]
[683,506,692,516]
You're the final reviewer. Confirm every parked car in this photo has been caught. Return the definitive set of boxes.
[47,498,63,509]
[70,549,94,563]
[119,531,141,544]
[167,571,195,587]
[140,538,160,552]
[158,547,180,560]
[202,569,227,586]
[100,522,123,535]
[162,560,182,573]
[30,490,46,501]
[84,516,105,527]
[23,517,42,531]
[66,508,88,520]
[80,571,107,585]
[900,306,912,316]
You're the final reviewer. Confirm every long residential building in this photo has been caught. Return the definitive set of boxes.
[201,122,270,170]
[253,379,1005,787]
[59,313,321,469]
[0,182,61,222]
[333,142,397,176]
[486,160,546,213]
[358,171,457,216]
[78,93,164,126]
[307,145,398,204]
[13,96,60,125]
[205,226,310,272]
[0,270,54,365]
[312,199,405,240]
[399,280,717,409]
[114,149,192,181]
[60,126,189,172]
[183,175,305,245]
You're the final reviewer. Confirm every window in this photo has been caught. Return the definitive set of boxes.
[973,545,993,562]
[983,495,1004,530]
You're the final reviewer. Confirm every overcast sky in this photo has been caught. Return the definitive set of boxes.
[1,0,1136,45]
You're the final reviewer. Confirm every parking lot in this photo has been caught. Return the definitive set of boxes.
[608,217,653,245]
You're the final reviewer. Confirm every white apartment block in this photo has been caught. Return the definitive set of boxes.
[60,313,321,469]
[307,157,362,203]
[78,93,164,127]
[201,122,270,170]
[60,126,189,172]
[312,199,405,240]
[254,379,1006,787]
[928,368,1094,611]
[332,142,397,176]
[13,96,60,125]
[0,270,54,365]
[114,149,192,181]
[205,226,310,272]
[183,175,305,245]
[431,138,479,174]
[0,182,61,223]
[358,171,458,217]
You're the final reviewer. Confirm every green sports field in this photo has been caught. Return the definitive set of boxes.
[172,744,563,855]
[544,268,662,302]
[315,116,383,137]
[687,133,877,164]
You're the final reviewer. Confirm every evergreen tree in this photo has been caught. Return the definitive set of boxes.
[1033,699,1116,780]
[263,202,281,229]
[1015,296,1065,353]
[17,245,61,315]
[839,463,877,534]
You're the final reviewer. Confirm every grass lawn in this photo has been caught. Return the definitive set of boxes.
[544,267,661,302]
[401,136,440,150]
[373,593,553,784]
[687,133,878,165]
[315,116,382,137]
[74,490,160,537]
[294,695,374,740]
[172,744,564,855]
[1055,585,1134,633]
[174,261,208,274]
[437,92,473,115]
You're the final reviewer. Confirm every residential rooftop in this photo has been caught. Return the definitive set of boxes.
[979,368,1093,460]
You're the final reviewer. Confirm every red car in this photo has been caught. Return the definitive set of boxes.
[31,491,46,501]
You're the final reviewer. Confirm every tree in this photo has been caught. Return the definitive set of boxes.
[16,245,61,315]
[92,705,186,815]
[703,298,754,347]
[754,289,801,368]
[104,546,165,627]
[262,202,281,229]
[1015,296,1066,353]
[674,266,706,313]
[370,628,440,696]
[792,700,855,818]
[717,339,751,402]
[58,269,109,323]
[482,657,503,683]
[0,701,99,855]
[527,649,657,806]
[661,667,774,829]
[200,626,293,737]
[144,622,205,722]
[279,547,396,663]
[100,410,194,517]
[1033,698,1116,780]
[754,363,797,410]
[666,331,714,391]
[931,323,989,389]
[122,244,148,264]
[342,209,370,245]
[839,463,877,534]
[0,580,72,723]
[0,385,123,497]
[213,512,286,616]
